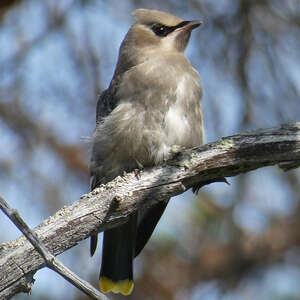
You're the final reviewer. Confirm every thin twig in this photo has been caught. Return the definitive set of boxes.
[0,196,109,300]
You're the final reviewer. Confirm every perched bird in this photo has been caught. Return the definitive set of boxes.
[90,9,204,295]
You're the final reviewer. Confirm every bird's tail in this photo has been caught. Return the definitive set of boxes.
[99,213,137,295]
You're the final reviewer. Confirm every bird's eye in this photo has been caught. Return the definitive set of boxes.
[150,23,171,37]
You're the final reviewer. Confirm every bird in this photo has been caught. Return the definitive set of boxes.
[89,8,204,296]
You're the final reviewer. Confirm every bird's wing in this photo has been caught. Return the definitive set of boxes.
[90,83,120,191]
[135,200,169,257]
[96,79,120,123]
[90,84,120,256]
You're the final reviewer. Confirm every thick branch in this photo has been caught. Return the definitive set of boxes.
[1,122,300,299]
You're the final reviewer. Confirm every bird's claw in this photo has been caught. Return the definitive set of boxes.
[134,160,144,179]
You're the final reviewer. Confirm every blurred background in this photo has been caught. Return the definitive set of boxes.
[1,0,300,299]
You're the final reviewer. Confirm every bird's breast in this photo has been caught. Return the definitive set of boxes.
[163,74,203,148]
[92,56,204,179]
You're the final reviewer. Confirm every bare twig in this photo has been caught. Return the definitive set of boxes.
[0,122,300,299]
[0,196,109,300]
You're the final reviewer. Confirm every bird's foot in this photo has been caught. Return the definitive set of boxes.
[171,145,183,155]
[165,145,184,161]
[134,160,144,179]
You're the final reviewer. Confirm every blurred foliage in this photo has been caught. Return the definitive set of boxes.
[1,0,300,300]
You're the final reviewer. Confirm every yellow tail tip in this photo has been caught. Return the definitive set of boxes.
[99,277,134,295]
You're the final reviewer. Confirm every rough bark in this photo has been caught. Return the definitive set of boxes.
[1,122,300,299]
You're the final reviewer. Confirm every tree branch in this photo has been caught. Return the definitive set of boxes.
[0,196,109,300]
[1,122,300,299]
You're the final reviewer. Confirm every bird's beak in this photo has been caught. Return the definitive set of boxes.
[175,20,202,32]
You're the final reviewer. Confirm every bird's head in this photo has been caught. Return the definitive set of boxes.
[131,9,202,53]
[115,9,202,75]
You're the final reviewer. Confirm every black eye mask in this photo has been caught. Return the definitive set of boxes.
[150,21,190,37]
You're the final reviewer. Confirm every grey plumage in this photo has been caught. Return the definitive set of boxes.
[90,9,204,188]
[89,9,204,295]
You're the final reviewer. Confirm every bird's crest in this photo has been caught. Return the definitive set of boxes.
[133,9,183,27]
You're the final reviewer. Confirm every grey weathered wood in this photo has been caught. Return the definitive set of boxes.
[0,196,109,300]
[1,122,300,299]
